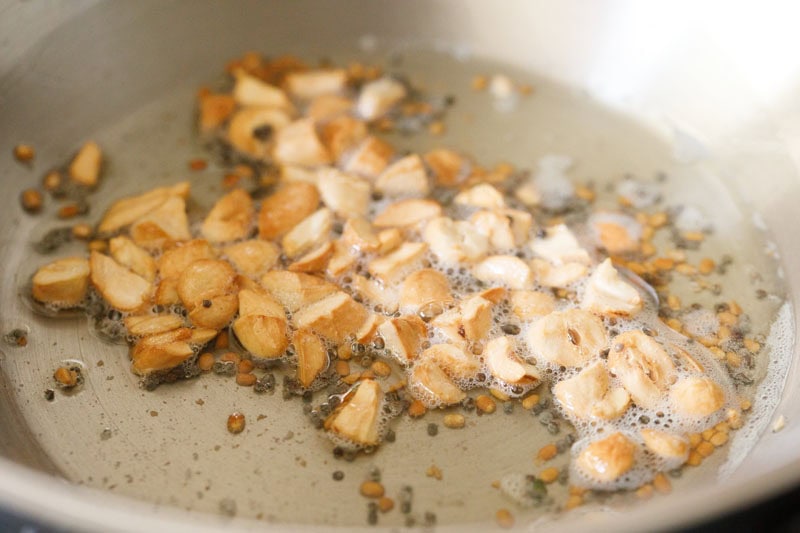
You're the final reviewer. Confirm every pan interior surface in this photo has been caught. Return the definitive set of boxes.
[1,1,799,531]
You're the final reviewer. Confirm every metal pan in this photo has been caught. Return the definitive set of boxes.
[1,1,799,530]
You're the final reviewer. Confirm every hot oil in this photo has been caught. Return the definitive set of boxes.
[8,47,789,527]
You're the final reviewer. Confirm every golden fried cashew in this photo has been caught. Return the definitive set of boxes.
[576,432,637,483]
[640,429,689,460]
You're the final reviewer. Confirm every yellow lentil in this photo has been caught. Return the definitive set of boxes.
[649,212,668,227]
[683,231,705,242]
[408,399,427,418]
[635,484,654,500]
[387,380,406,393]
[665,318,683,333]
[337,343,352,361]
[653,473,672,494]
[341,372,361,385]
[198,353,215,372]
[13,144,35,163]
[426,464,443,480]
[521,394,540,410]
[53,366,78,387]
[88,239,107,252]
[575,185,595,202]
[666,294,681,311]
[215,330,229,349]
[653,257,675,271]
[476,395,497,414]
[20,189,43,213]
[565,495,583,510]
[72,223,93,240]
[227,412,245,434]
[188,158,208,171]
[710,432,729,447]
[236,373,256,387]
[687,451,703,467]
[359,480,385,498]
[698,337,717,348]
[696,441,715,458]
[717,311,737,326]
[370,360,391,377]
[537,443,558,462]
[698,258,716,275]
[726,352,741,368]
[518,83,534,95]
[57,203,81,219]
[471,75,488,91]
[42,170,62,192]
[443,413,466,429]
[744,338,761,353]
[708,346,725,360]
[569,486,587,496]
[428,121,446,136]
[495,509,514,529]
[334,360,350,377]
[667,249,687,262]
[490,388,509,402]
[377,497,394,513]
[539,467,559,484]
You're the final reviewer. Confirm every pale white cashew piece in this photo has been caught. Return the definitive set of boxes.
[485,336,540,385]
[375,154,430,197]
[553,361,629,421]
[328,379,383,445]
[423,216,489,265]
[453,183,505,209]
[607,330,676,410]
[473,255,532,290]
[530,258,587,288]
[581,258,643,316]
[670,376,725,418]
[422,344,481,382]
[409,359,466,407]
[525,309,608,367]
[356,77,407,120]
[529,224,590,265]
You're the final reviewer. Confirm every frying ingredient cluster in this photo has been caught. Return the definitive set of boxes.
[27,52,761,518]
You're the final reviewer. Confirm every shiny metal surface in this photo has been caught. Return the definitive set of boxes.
[1,1,799,531]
